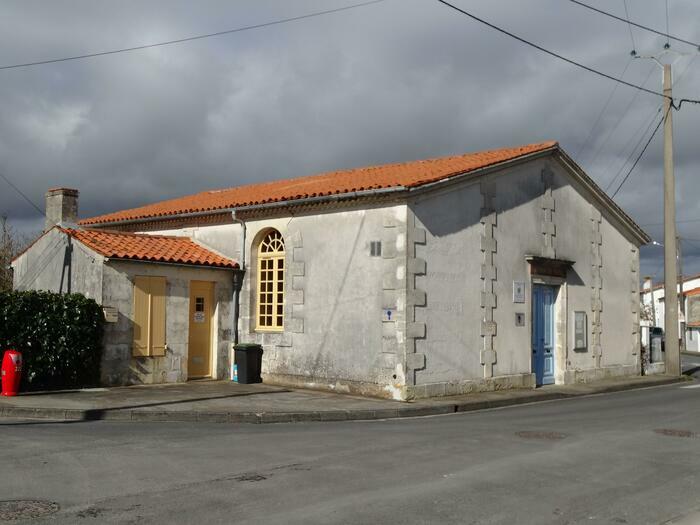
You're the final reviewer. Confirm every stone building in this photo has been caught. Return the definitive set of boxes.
[13,141,651,399]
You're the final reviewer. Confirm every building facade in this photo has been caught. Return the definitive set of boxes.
[641,274,700,353]
[14,142,651,399]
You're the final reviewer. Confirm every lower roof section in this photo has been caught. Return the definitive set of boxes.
[60,227,238,269]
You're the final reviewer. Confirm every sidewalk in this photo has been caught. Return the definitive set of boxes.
[0,374,689,424]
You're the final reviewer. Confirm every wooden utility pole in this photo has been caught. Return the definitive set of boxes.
[663,63,681,376]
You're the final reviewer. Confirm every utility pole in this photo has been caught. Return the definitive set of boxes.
[662,63,681,376]
[678,235,686,353]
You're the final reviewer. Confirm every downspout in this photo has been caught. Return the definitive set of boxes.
[231,211,246,345]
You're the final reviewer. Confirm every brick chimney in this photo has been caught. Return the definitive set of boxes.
[45,188,79,231]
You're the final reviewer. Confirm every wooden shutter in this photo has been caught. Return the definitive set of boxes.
[132,276,167,357]
[132,276,151,357]
[150,277,167,357]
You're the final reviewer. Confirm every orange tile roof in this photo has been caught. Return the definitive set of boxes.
[80,141,558,225]
[60,228,238,269]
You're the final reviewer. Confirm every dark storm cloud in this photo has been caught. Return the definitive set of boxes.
[1,0,699,276]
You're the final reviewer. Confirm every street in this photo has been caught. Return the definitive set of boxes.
[2,370,700,524]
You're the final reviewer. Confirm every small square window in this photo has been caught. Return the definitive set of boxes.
[370,241,382,257]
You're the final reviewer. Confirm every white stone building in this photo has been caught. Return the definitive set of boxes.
[641,274,700,353]
[13,141,651,399]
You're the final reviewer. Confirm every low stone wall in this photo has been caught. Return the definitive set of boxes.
[563,364,640,384]
[407,373,536,400]
[262,372,395,400]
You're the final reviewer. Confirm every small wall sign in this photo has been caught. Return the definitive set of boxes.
[193,312,205,323]
[103,307,118,323]
[574,311,587,350]
[513,281,525,303]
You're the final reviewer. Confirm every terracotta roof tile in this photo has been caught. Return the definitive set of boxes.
[61,228,238,269]
[80,141,557,225]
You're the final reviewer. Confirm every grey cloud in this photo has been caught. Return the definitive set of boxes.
[1,0,699,278]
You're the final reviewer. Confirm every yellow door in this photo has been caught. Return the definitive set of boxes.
[188,281,214,378]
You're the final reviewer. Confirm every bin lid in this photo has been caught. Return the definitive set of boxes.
[234,343,263,350]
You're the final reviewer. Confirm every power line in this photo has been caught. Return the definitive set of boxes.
[585,63,656,168]
[0,170,45,217]
[610,53,700,190]
[641,218,700,227]
[603,102,662,191]
[569,0,699,49]
[0,0,385,71]
[610,107,667,198]
[575,58,632,160]
[433,0,700,107]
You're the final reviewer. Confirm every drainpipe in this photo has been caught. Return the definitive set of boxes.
[231,211,246,345]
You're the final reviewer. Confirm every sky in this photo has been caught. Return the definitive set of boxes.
[0,0,699,280]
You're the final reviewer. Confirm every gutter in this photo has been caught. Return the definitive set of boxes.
[103,257,237,271]
[230,211,247,345]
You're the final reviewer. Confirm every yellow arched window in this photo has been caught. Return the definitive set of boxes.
[257,230,285,330]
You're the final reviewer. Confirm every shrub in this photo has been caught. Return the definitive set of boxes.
[0,290,104,390]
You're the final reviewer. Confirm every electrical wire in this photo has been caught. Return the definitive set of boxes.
[585,63,656,167]
[569,0,699,49]
[575,58,632,160]
[433,0,700,108]
[610,106,669,198]
[605,53,698,195]
[642,218,700,227]
[0,0,385,71]
[0,170,45,217]
[604,105,662,192]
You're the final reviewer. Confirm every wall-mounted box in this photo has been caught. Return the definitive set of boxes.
[573,311,587,351]
[513,281,525,303]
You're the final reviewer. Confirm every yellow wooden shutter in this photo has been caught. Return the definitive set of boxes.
[150,277,167,357]
[132,276,151,357]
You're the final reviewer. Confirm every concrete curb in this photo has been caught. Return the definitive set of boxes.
[0,375,689,425]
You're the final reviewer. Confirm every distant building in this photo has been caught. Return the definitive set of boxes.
[13,141,652,399]
[641,275,700,353]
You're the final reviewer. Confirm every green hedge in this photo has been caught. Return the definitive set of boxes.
[0,291,104,391]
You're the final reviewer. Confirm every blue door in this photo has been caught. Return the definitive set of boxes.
[532,285,556,386]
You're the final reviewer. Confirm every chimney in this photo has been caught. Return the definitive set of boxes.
[45,188,79,231]
[642,276,653,292]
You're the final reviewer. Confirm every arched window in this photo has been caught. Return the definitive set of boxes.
[257,230,285,330]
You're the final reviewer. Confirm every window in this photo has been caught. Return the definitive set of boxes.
[257,230,285,330]
[132,276,167,357]
[370,241,382,257]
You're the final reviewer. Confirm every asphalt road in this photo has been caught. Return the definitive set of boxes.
[683,352,700,378]
[2,378,700,524]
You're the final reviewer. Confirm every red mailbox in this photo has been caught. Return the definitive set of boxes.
[1,349,22,396]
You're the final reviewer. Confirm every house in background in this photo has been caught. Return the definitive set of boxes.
[641,274,700,353]
[13,141,651,399]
